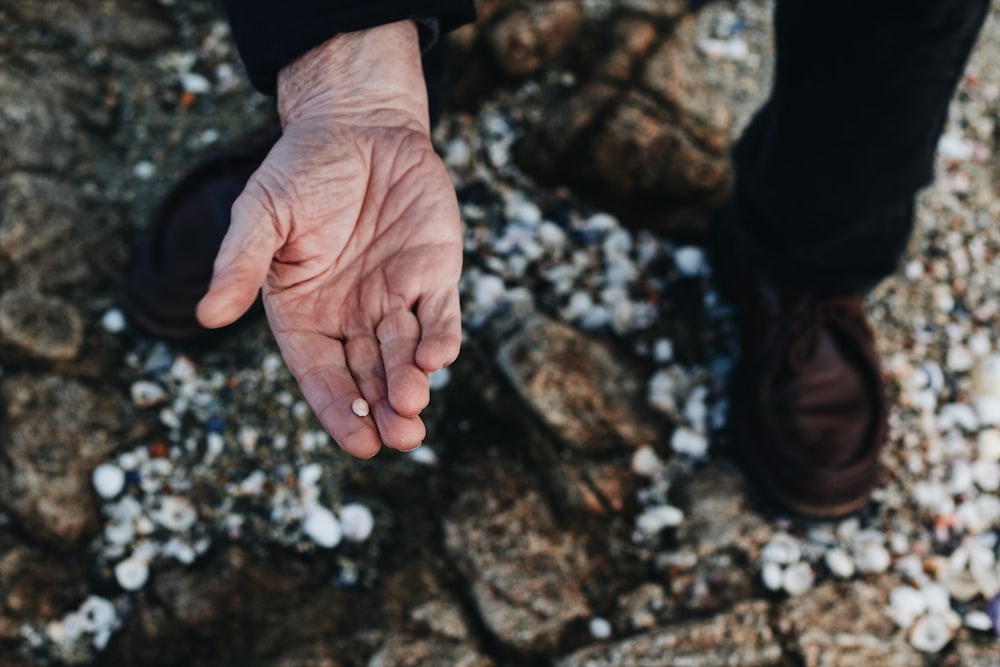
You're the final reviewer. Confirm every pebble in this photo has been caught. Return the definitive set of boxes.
[852,530,891,574]
[889,587,928,629]
[101,308,127,334]
[945,344,975,373]
[179,71,211,94]
[761,533,801,565]
[130,381,167,408]
[973,395,1000,426]
[132,161,157,180]
[963,610,994,632]
[977,429,1000,461]
[428,367,451,391]
[630,446,664,477]
[339,503,375,543]
[972,460,1000,491]
[940,566,980,602]
[937,403,979,432]
[781,561,815,596]
[670,427,708,459]
[92,463,126,499]
[114,555,149,591]
[823,547,855,578]
[303,505,342,548]
[647,369,679,416]
[761,562,783,591]
[674,246,707,277]
[652,338,674,363]
[635,505,684,535]
[406,445,439,466]
[588,616,613,640]
[973,354,1000,398]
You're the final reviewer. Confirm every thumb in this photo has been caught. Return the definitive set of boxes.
[196,191,284,329]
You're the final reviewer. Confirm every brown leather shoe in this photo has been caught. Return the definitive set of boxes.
[122,121,281,339]
[712,216,888,518]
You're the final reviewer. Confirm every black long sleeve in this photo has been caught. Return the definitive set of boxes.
[222,0,476,95]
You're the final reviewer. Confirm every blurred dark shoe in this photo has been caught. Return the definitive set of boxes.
[123,122,281,339]
[712,213,887,518]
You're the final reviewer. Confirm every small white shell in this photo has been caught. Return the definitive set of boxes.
[670,427,708,459]
[781,561,815,596]
[78,596,117,632]
[406,445,439,466]
[588,616,613,640]
[908,613,954,654]
[152,496,197,532]
[674,246,707,277]
[963,610,994,632]
[351,398,370,417]
[761,533,801,566]
[114,556,150,591]
[631,446,664,477]
[761,562,783,591]
[889,586,927,629]
[130,381,167,408]
[921,583,951,615]
[635,505,684,535]
[824,548,856,579]
[973,354,1000,399]
[92,463,126,499]
[101,309,127,334]
[339,503,375,543]
[303,505,342,548]
[977,429,1000,461]
[852,530,891,574]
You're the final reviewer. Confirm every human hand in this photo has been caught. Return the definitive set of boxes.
[196,21,462,458]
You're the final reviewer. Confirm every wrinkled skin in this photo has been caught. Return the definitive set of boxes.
[196,22,462,458]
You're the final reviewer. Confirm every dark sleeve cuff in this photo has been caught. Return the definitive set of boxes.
[222,0,477,95]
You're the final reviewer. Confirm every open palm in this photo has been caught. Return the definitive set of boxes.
[197,116,462,458]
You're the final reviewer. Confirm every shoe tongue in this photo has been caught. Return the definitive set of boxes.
[773,330,872,467]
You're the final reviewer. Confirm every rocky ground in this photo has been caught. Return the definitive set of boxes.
[0,1,998,666]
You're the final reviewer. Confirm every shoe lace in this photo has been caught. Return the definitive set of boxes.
[787,297,872,373]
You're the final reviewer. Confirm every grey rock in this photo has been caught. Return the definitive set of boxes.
[0,172,128,293]
[614,583,674,633]
[0,53,105,173]
[669,549,755,613]
[443,466,591,654]
[490,303,663,453]
[9,0,175,52]
[676,462,770,558]
[516,15,731,226]
[486,1,584,79]
[0,542,88,637]
[0,374,122,545]
[0,288,84,362]
[367,634,494,667]
[410,600,473,641]
[778,580,920,667]
[555,600,782,667]
[0,174,78,265]
[112,546,350,666]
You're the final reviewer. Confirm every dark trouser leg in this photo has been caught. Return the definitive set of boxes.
[731,0,991,295]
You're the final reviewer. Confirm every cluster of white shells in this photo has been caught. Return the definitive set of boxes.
[29,340,380,662]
